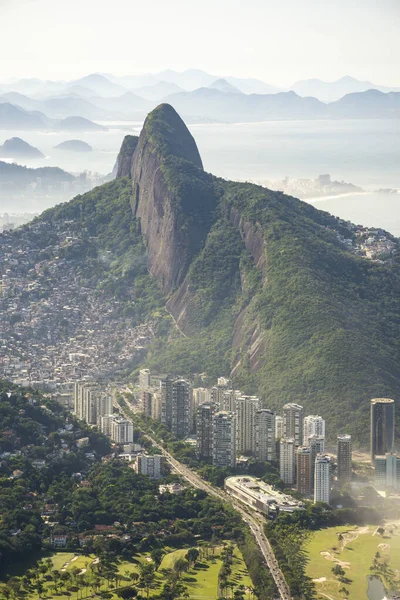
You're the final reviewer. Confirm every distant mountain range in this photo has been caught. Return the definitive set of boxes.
[291,75,400,102]
[1,71,400,126]
[0,102,107,131]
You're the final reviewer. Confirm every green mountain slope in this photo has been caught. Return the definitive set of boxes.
[2,104,399,444]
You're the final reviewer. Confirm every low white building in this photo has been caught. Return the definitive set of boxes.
[224,476,303,516]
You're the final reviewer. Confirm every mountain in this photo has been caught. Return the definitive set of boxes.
[91,91,152,116]
[208,78,242,94]
[155,68,218,90]
[166,89,326,121]
[54,139,93,152]
[0,137,44,159]
[0,160,74,186]
[328,89,400,118]
[134,81,184,101]
[56,116,107,131]
[3,103,399,446]
[40,95,113,120]
[224,76,281,95]
[291,75,400,102]
[71,74,128,97]
[0,91,41,112]
[0,103,51,129]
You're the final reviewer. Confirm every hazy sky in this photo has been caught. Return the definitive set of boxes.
[1,0,399,86]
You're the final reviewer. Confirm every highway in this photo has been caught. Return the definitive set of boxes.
[116,394,293,600]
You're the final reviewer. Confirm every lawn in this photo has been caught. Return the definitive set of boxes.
[305,522,400,599]
[8,545,253,600]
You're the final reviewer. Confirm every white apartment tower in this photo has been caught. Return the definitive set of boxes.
[283,403,304,447]
[280,438,296,486]
[236,395,261,454]
[212,411,236,468]
[314,454,332,504]
[136,454,163,479]
[111,418,134,444]
[255,409,276,462]
[303,415,325,445]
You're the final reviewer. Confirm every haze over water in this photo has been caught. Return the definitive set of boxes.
[2,118,400,236]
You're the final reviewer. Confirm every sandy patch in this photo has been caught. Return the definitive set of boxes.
[378,543,390,551]
[71,556,79,562]
[313,577,327,583]
[320,551,350,569]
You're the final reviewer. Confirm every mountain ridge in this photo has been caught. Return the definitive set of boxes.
[2,104,400,445]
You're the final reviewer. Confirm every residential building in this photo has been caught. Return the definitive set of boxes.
[283,403,303,447]
[255,409,276,462]
[314,454,332,504]
[111,417,134,444]
[374,453,400,491]
[135,454,164,479]
[141,389,153,417]
[160,377,192,438]
[303,415,325,445]
[370,398,395,464]
[296,446,312,495]
[309,435,325,488]
[280,438,296,486]
[337,434,352,483]
[212,411,236,468]
[196,402,217,459]
[139,368,151,390]
[275,416,284,440]
[236,395,261,454]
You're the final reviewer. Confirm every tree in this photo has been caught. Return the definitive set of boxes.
[185,548,199,567]
[173,558,188,580]
[151,548,164,569]
[332,564,345,577]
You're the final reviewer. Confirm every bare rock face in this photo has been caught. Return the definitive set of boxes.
[114,135,139,178]
[129,104,215,296]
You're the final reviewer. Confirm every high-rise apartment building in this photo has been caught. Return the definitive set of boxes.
[303,415,325,445]
[160,377,192,438]
[337,434,352,483]
[139,368,151,390]
[296,446,312,495]
[196,402,217,459]
[275,416,284,440]
[236,396,261,454]
[111,417,134,444]
[374,453,400,491]
[212,411,236,468]
[142,389,153,417]
[283,403,304,447]
[255,409,276,462]
[136,454,164,479]
[370,398,395,464]
[309,435,325,487]
[314,454,332,504]
[280,438,296,486]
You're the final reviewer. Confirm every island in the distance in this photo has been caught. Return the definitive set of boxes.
[54,139,93,152]
[0,136,44,159]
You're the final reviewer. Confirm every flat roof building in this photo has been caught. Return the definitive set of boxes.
[224,476,304,517]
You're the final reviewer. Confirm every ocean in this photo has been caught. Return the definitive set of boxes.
[1,118,399,235]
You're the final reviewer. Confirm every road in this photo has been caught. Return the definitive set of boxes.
[116,394,293,600]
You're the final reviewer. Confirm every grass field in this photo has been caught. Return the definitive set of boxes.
[14,544,253,600]
[305,522,400,599]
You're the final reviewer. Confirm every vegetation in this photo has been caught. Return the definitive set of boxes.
[305,524,400,599]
